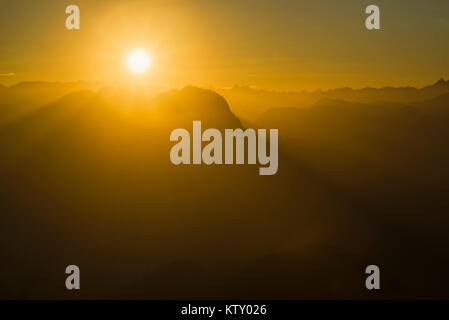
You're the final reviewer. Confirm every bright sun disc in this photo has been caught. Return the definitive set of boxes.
[127,50,150,73]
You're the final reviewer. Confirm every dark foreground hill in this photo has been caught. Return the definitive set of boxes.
[0,84,448,299]
[256,93,449,298]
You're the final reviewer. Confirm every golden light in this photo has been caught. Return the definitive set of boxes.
[127,50,151,73]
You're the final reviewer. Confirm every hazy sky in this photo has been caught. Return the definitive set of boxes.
[0,0,448,90]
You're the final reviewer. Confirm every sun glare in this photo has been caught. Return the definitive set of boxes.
[127,50,150,73]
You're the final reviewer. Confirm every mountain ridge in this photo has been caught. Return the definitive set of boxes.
[217,79,449,121]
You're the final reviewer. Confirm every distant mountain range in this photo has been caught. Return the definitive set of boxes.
[2,78,448,122]
[218,78,449,120]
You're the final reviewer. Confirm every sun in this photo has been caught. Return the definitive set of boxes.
[127,50,151,73]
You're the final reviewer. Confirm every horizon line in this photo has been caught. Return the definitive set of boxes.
[1,77,447,93]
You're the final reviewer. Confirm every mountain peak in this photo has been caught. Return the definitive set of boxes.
[149,86,242,128]
[434,78,447,86]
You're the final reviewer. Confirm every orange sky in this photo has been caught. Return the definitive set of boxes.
[0,0,448,90]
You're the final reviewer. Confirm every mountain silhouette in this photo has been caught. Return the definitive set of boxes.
[414,91,449,115]
[148,85,242,128]
[0,81,101,126]
[1,81,449,299]
[219,79,449,121]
